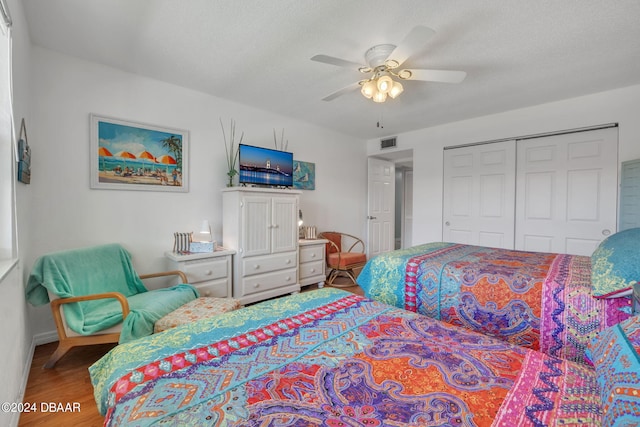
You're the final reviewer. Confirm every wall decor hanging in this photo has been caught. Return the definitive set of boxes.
[17,118,31,184]
[90,114,189,192]
[293,160,315,190]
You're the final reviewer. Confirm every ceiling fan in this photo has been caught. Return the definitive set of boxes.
[311,25,466,103]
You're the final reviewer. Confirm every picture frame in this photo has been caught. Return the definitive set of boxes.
[90,114,189,192]
[293,160,315,190]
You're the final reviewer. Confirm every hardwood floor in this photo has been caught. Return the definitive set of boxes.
[20,277,363,426]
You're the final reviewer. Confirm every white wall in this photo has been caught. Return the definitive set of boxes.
[25,47,367,339]
[367,85,640,245]
[1,0,33,425]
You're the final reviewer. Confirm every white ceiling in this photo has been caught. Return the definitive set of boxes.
[21,0,640,140]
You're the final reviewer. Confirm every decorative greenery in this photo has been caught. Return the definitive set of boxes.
[220,118,244,187]
[273,128,288,151]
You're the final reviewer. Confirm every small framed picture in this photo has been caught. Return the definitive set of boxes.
[293,160,315,190]
[90,114,189,192]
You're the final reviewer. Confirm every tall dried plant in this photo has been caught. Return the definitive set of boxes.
[273,128,288,151]
[220,118,244,186]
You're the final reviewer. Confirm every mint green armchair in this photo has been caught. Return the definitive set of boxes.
[26,244,199,368]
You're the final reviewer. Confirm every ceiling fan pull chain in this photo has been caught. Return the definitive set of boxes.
[377,110,384,129]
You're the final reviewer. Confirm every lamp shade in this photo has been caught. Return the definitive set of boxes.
[361,80,376,99]
[199,220,212,239]
[388,81,404,99]
[372,91,387,103]
[376,75,393,93]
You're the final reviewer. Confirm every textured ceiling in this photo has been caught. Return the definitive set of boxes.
[22,0,640,139]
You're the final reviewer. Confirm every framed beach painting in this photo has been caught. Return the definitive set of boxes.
[293,160,315,190]
[90,114,189,192]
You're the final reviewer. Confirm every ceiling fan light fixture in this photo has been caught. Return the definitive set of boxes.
[372,91,387,103]
[388,81,404,99]
[385,59,400,69]
[377,75,393,93]
[361,80,376,98]
[397,69,412,79]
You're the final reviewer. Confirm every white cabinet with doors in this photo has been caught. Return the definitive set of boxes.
[222,187,301,304]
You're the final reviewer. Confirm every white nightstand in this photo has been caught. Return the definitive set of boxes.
[298,239,328,289]
[165,248,235,298]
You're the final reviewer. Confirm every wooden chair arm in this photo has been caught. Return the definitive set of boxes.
[342,233,365,253]
[139,270,188,283]
[319,231,365,254]
[50,291,130,319]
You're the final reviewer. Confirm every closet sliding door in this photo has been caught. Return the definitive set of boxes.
[443,140,516,249]
[515,127,618,255]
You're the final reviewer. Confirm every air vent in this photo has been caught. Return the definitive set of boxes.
[380,137,397,149]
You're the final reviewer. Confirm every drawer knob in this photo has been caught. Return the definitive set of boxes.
[310,268,315,273]
[286,276,291,281]
[204,270,212,276]
[254,265,260,270]
[254,283,260,288]
[204,291,210,296]
[311,253,316,258]
[285,259,291,264]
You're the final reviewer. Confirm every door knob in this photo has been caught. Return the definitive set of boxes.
[602,229,611,236]
[445,221,450,226]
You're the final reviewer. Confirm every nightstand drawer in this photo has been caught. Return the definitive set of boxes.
[182,258,228,283]
[241,268,297,296]
[241,252,297,277]
[194,279,230,298]
[300,244,324,263]
[299,260,324,280]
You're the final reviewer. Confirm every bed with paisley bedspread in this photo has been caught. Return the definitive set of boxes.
[90,288,616,427]
[357,242,631,365]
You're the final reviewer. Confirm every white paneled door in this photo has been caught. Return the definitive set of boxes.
[367,158,395,259]
[443,141,516,249]
[515,127,618,255]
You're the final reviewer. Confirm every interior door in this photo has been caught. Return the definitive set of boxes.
[515,127,618,255]
[367,157,395,258]
[442,140,516,248]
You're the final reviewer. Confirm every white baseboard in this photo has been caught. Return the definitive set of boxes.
[33,330,58,346]
[9,337,37,427]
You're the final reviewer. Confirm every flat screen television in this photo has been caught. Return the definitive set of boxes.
[238,144,294,187]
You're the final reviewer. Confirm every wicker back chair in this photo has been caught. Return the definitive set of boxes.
[318,231,367,287]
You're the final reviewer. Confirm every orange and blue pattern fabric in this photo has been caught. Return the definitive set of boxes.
[90,288,603,426]
[358,243,630,365]
[588,315,640,426]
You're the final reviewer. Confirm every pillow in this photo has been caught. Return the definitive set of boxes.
[588,316,640,426]
[591,228,640,298]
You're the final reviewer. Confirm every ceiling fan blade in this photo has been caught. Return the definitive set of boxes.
[403,69,467,83]
[387,25,436,68]
[311,54,365,69]
[321,82,361,101]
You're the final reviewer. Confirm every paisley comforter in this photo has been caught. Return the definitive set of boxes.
[357,242,631,364]
[90,288,603,426]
